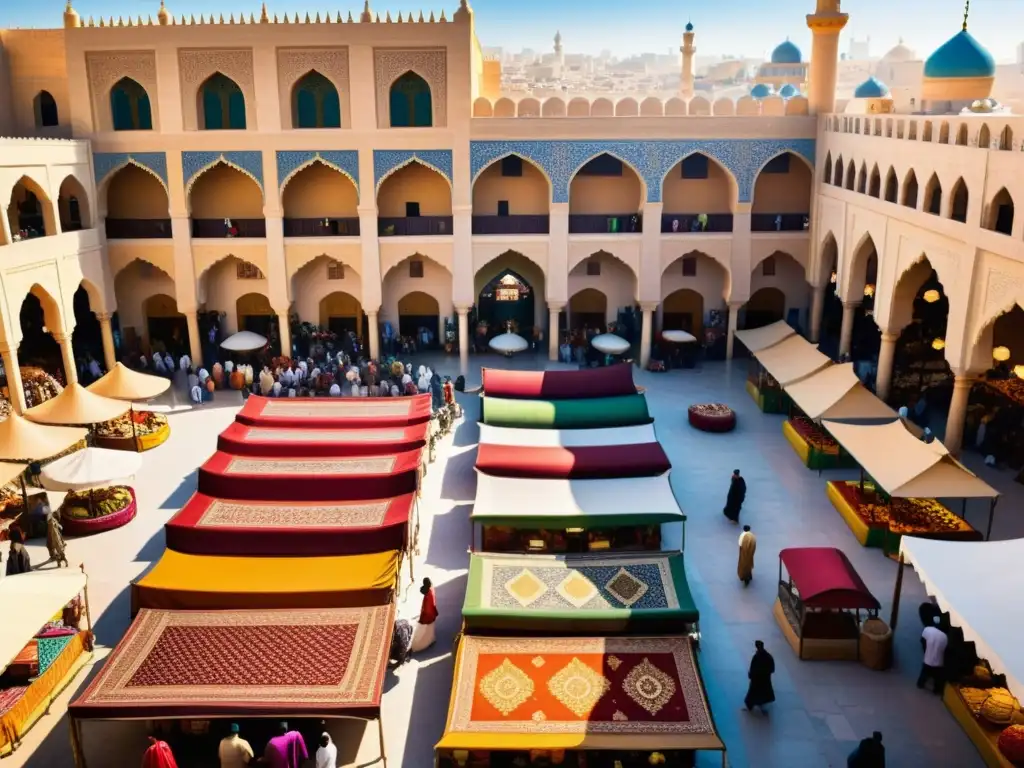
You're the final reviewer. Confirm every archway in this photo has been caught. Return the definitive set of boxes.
[398,292,441,348]
[142,294,189,359]
[34,90,59,128]
[751,152,812,231]
[950,178,968,223]
[819,234,843,346]
[198,72,246,130]
[58,175,91,232]
[567,251,637,333]
[749,251,807,329]
[319,292,365,339]
[389,71,432,127]
[292,70,341,129]
[471,154,550,233]
[188,162,264,237]
[473,252,545,350]
[661,153,737,232]
[903,170,919,209]
[105,163,171,239]
[986,188,1014,235]
[110,77,153,131]
[6,176,55,239]
[235,292,276,341]
[376,161,452,235]
[568,154,644,233]
[199,256,272,357]
[568,288,607,335]
[17,286,66,384]
[924,174,942,215]
[382,254,451,346]
[887,260,951,410]
[71,285,103,377]
[282,161,358,235]
[114,259,178,355]
[743,287,786,329]
[662,290,704,335]
[660,251,728,344]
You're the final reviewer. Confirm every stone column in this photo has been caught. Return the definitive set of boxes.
[944,374,974,457]
[456,305,471,375]
[806,2,849,115]
[838,301,859,358]
[0,345,26,414]
[96,313,117,371]
[875,331,899,402]
[186,313,203,368]
[639,303,657,369]
[277,312,292,358]
[366,310,380,360]
[726,302,742,360]
[809,284,826,343]
[54,334,78,385]
[548,303,564,361]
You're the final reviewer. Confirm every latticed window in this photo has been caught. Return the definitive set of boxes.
[236,261,265,279]
[327,260,345,280]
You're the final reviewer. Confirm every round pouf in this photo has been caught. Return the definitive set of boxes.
[688,403,736,433]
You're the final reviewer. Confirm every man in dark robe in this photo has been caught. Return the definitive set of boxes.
[848,731,885,767]
[723,469,746,523]
[6,527,31,576]
[744,640,775,712]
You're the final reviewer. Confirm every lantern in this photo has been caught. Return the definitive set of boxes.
[1013,365,1024,379]
[863,283,875,297]
[931,338,945,351]
[923,289,940,303]
[993,346,1011,362]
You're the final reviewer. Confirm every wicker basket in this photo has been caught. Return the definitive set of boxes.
[859,617,893,671]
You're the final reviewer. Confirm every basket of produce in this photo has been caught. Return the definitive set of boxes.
[94,411,170,452]
[59,486,137,536]
[19,366,63,407]
[688,403,736,433]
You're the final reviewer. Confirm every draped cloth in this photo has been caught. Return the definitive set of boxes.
[411,587,438,653]
[738,531,756,584]
[141,738,178,768]
[744,648,776,709]
[723,475,746,522]
[263,730,308,768]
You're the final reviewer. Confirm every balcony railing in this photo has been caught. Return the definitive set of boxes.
[191,218,267,238]
[751,213,809,232]
[661,213,734,233]
[378,216,453,237]
[283,217,360,237]
[568,214,642,234]
[105,218,172,239]
[472,215,550,235]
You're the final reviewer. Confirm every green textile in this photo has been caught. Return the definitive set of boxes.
[481,393,651,429]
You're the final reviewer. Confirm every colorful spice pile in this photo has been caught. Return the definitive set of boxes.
[832,481,975,536]
[60,486,134,519]
[787,417,839,452]
[689,403,733,418]
[96,411,168,440]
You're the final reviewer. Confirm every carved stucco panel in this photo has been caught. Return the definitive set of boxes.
[374,49,447,129]
[87,51,158,132]
[277,48,351,129]
[178,49,256,131]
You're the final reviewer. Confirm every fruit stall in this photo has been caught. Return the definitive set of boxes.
[87,363,172,452]
[40,448,142,537]
[734,321,796,413]
[741,331,830,415]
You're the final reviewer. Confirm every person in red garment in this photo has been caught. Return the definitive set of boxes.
[262,722,308,768]
[410,577,438,653]
[142,737,178,768]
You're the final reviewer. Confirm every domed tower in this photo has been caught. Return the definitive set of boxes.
[63,0,80,28]
[920,2,995,114]
[680,22,696,98]
[806,0,849,114]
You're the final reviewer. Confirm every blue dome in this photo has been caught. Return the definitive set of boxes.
[750,83,774,99]
[771,40,802,64]
[854,76,890,98]
[924,30,995,79]
[685,21,694,32]
[778,84,799,98]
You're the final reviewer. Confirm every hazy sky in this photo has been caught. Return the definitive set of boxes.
[2,0,1021,61]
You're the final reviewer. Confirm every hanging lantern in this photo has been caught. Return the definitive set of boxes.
[863,283,875,297]
[830,271,837,284]
[923,289,941,303]
[993,346,1011,362]
[931,338,945,351]
[1013,365,1024,379]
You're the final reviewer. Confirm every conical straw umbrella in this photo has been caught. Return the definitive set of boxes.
[24,383,130,426]
[87,363,170,401]
[0,413,87,519]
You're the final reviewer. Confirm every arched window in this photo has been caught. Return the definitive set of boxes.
[199,73,246,130]
[389,71,432,128]
[292,71,341,129]
[34,91,59,128]
[110,77,153,131]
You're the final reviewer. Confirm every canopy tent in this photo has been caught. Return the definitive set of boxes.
[0,569,87,670]
[217,421,428,458]
[131,549,399,615]
[473,474,684,528]
[40,447,142,491]
[0,462,27,487]
[0,413,87,462]
[24,383,130,426]
[463,552,698,633]
[778,547,880,610]
[784,363,899,421]
[751,335,832,387]
[482,364,637,400]
[476,441,670,479]
[220,330,267,352]
[165,492,414,557]
[435,634,723,752]
[734,320,796,353]
[899,537,1024,701]
[69,604,394,720]
[197,450,422,501]
[86,363,170,401]
[481,394,652,430]
[235,394,432,428]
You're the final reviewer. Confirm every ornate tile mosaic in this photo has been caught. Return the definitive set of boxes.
[93,152,169,189]
[276,150,359,192]
[373,149,453,191]
[182,151,264,193]
[488,562,671,611]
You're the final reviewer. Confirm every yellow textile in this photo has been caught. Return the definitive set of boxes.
[738,532,756,582]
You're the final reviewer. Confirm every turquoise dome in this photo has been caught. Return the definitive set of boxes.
[750,83,774,99]
[771,40,802,64]
[778,84,799,98]
[924,30,995,79]
[685,21,693,32]
[854,76,890,98]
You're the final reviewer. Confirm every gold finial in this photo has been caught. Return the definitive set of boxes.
[429,10,435,21]
[260,3,269,22]
[440,9,447,21]
[962,0,969,30]
[361,1,372,22]
[385,10,392,22]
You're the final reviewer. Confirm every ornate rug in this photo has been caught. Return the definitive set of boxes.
[70,605,393,720]
[236,394,432,428]
[217,422,429,459]
[245,428,408,442]
[262,401,413,417]
[224,457,398,476]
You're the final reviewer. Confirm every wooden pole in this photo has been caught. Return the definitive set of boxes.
[377,716,388,768]
[986,498,998,541]
[889,553,906,630]
[80,563,93,635]
[70,717,87,768]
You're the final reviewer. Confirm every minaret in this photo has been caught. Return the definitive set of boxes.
[554,31,564,68]
[806,0,849,114]
[680,21,696,98]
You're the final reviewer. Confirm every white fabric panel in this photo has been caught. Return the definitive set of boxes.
[478,423,658,449]
[0,569,86,669]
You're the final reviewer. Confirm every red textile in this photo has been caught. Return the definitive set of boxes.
[165,492,413,557]
[197,451,421,501]
[481,364,636,400]
[419,588,438,625]
[475,443,671,479]
[217,422,428,458]
[235,395,432,428]
[778,547,880,610]
[142,738,178,768]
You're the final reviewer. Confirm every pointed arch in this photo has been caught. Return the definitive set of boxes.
[949,178,968,223]
[615,97,639,117]
[924,173,942,216]
[282,160,358,222]
[473,97,493,117]
[26,283,65,334]
[985,188,1014,235]
[389,71,432,127]
[33,90,59,128]
[844,232,879,303]
[978,123,990,149]
[567,97,591,117]
[833,155,844,186]
[939,122,950,144]
[902,169,919,209]
[376,160,453,221]
[198,72,246,130]
[999,125,1013,151]
[883,167,898,203]
[110,76,153,131]
[868,164,880,198]
[818,231,839,288]
[57,174,91,231]
[822,152,832,184]
[6,174,56,238]
[542,97,566,117]
[493,98,516,118]
[568,152,647,217]
[751,151,812,221]
[291,70,341,129]
[662,151,739,214]
[955,123,968,146]
[845,159,855,191]
[472,153,553,220]
[856,162,866,194]
[188,162,265,226]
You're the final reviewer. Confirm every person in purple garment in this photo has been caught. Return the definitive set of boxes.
[260,722,308,768]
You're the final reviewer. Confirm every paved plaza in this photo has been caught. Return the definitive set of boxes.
[11,353,1021,768]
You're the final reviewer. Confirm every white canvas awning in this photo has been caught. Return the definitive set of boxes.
[0,569,86,670]
[901,537,1024,700]
[734,320,796,353]
[752,335,831,386]
[478,423,658,448]
[40,447,143,491]
[786,363,898,421]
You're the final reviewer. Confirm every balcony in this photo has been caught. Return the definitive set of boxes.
[283,217,360,237]
[661,213,734,233]
[378,216,453,237]
[191,218,267,238]
[568,214,642,234]
[751,213,809,232]
[472,215,550,235]
[105,218,172,239]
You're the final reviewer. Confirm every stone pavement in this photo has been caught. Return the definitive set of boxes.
[11,353,1019,767]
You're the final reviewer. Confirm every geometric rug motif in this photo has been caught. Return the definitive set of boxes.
[244,428,408,443]
[605,568,649,607]
[262,401,411,417]
[198,500,392,529]
[224,457,397,476]
[502,570,548,607]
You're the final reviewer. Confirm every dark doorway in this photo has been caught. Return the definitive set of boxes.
[477,270,535,344]
[71,286,102,371]
[662,313,695,334]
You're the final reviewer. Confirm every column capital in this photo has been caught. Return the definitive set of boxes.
[951,373,980,387]
[454,303,473,314]
[546,302,566,312]
[52,333,70,344]
[452,204,473,216]
[639,301,659,312]
[365,307,380,316]
[356,205,378,216]
[880,331,900,343]
[95,312,113,323]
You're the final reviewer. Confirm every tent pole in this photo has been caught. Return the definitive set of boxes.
[19,475,29,527]
[70,717,88,768]
[80,563,93,636]
[377,716,387,768]
[889,553,905,631]
[986,497,998,541]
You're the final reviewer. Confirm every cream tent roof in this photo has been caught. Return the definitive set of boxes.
[86,362,170,401]
[25,383,131,426]
[0,413,87,462]
[785,363,898,421]
[0,568,86,670]
[822,419,999,498]
[40,447,142,491]
[753,335,832,386]
[900,537,1024,699]
[734,320,796,353]
[0,462,27,487]
[478,423,658,448]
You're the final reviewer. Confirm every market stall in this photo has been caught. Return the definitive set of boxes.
[745,334,831,414]
[774,547,880,661]
[434,634,724,766]
[69,604,394,768]
[130,548,400,615]
[822,419,996,550]
[216,421,429,458]
[481,364,638,399]
[86,363,171,452]
[480,394,652,429]
[235,393,432,428]
[734,321,797,412]
[462,551,698,635]
[40,448,141,536]
[24,383,130,427]
[0,568,93,757]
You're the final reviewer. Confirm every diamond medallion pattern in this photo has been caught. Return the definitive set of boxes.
[547,657,611,717]
[478,658,534,716]
[605,568,649,607]
[504,569,548,607]
[623,657,677,716]
[556,572,599,607]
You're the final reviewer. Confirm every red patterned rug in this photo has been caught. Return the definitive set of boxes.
[235,395,432,428]
[217,421,428,458]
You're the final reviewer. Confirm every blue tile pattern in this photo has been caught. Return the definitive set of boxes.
[470,139,816,203]
[93,152,169,190]
[488,563,669,611]
[373,150,453,191]
[182,151,264,193]
[276,150,359,192]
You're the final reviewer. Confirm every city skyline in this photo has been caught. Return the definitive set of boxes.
[1,0,1021,62]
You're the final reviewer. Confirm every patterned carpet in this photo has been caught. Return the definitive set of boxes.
[198,499,393,528]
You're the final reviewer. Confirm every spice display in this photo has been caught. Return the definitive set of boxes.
[96,411,168,439]
[832,481,975,536]
[59,486,133,519]
[787,417,839,452]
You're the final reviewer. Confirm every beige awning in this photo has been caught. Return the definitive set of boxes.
[0,462,27,487]
[25,383,131,426]
[0,569,86,670]
[734,320,796,353]
[786,363,898,421]
[753,334,831,387]
[87,362,170,401]
[822,419,999,498]
[0,413,87,462]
